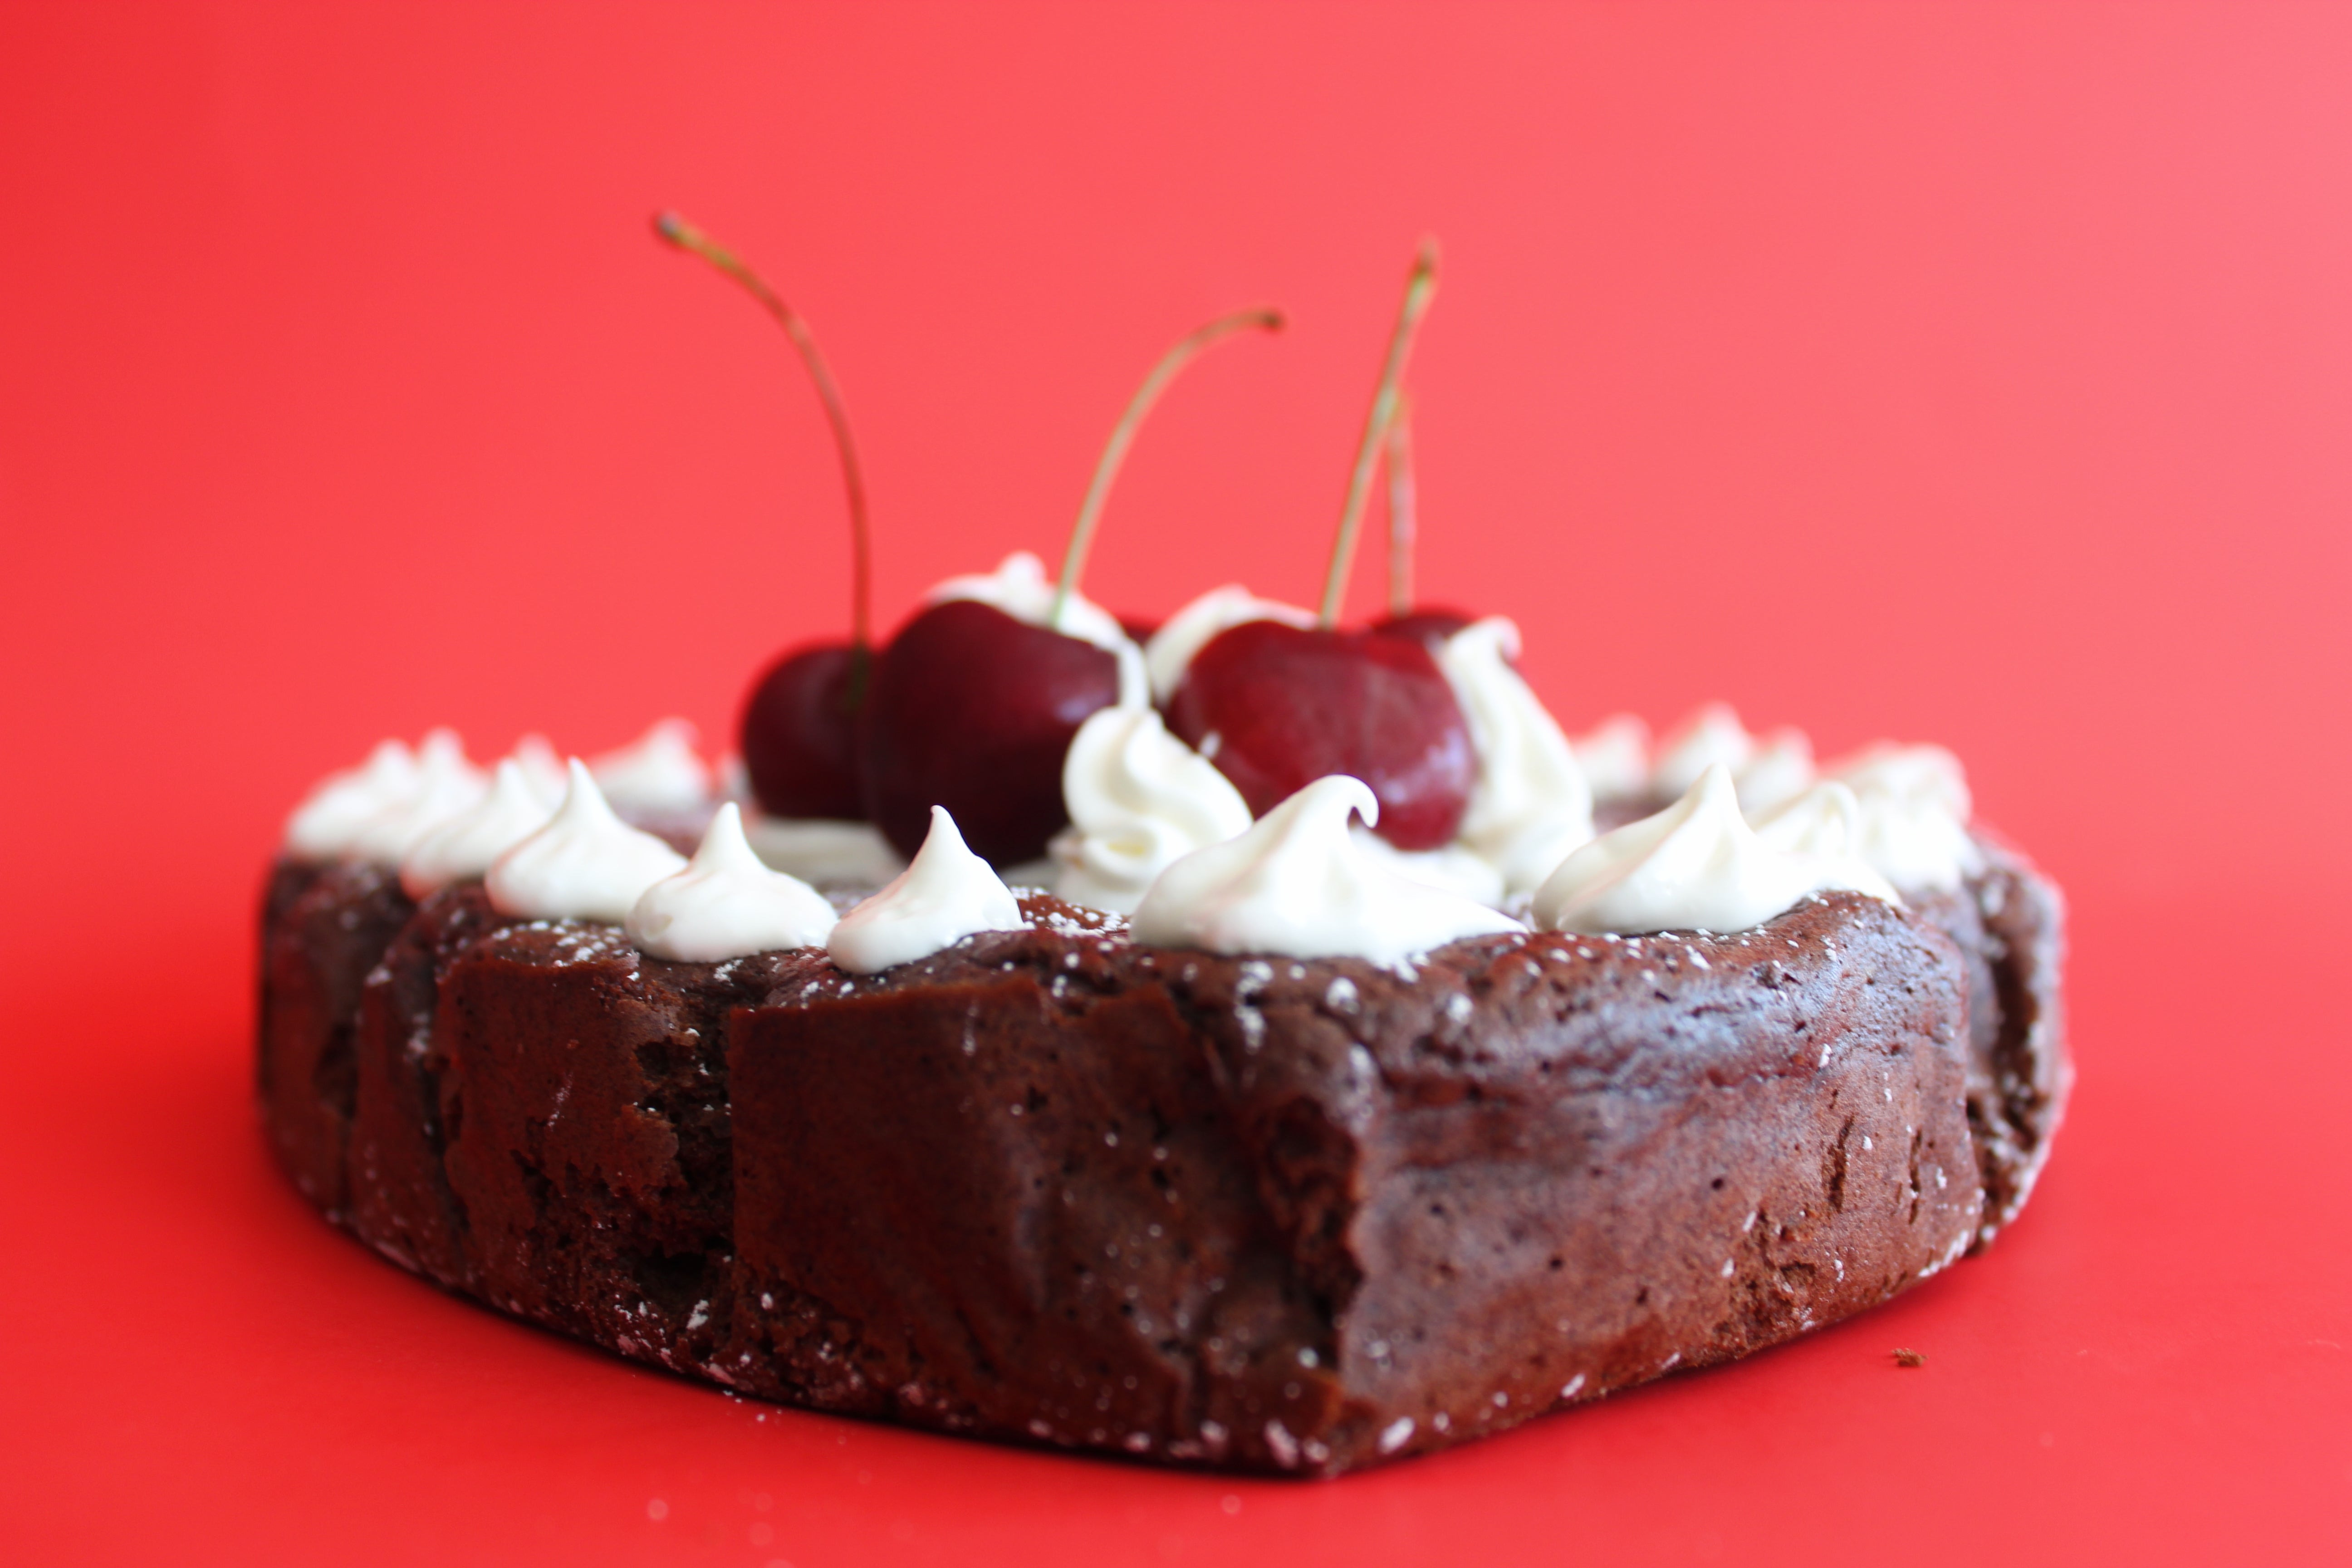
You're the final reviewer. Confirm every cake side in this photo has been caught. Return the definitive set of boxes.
[256,858,2031,1475]
[257,860,415,1219]
[1955,833,2068,1235]
[1158,891,1982,1469]
[728,925,1341,1463]
[256,784,2062,1479]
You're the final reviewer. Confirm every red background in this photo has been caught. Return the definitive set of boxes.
[3,3,2347,1563]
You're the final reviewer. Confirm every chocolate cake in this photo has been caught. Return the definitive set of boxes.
[256,828,2063,1476]
[260,230,2066,1475]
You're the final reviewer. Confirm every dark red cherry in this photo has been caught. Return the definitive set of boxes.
[1369,607,1478,647]
[1164,619,1474,851]
[861,600,1122,864]
[857,309,1279,866]
[658,211,884,824]
[1162,244,1470,846]
[740,642,867,820]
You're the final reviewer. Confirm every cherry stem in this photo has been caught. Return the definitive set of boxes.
[654,211,874,665]
[1052,307,1286,631]
[1385,389,1417,619]
[1319,239,1440,628]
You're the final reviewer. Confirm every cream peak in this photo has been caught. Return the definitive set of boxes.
[486,760,690,923]
[1533,764,1895,936]
[1130,775,1524,965]
[590,718,713,816]
[283,737,421,862]
[347,730,489,864]
[1435,617,1595,895]
[1051,704,1253,915]
[402,758,556,897]
[828,806,1025,974]
[1651,703,1756,799]
[1816,743,1980,892]
[627,803,838,961]
[509,733,570,808]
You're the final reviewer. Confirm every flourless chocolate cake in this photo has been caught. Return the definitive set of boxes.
[258,228,2067,1475]
[258,828,2062,1475]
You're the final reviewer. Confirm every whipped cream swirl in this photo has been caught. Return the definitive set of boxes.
[1131,775,1525,965]
[486,760,689,923]
[590,719,713,816]
[401,759,556,897]
[1142,584,1317,704]
[1050,705,1253,914]
[510,733,569,808]
[1571,714,1652,803]
[1818,743,1980,892]
[1651,703,1755,798]
[1735,727,1816,815]
[1349,826,1507,908]
[1435,617,1594,895]
[1749,779,1869,859]
[284,737,421,861]
[828,806,1026,974]
[929,551,1148,707]
[626,803,838,961]
[1653,703,1817,813]
[347,730,489,864]
[1533,764,1896,936]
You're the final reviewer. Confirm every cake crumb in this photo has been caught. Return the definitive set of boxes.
[1892,1347,1927,1367]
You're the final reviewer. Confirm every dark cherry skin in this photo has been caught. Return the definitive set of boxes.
[1164,619,1475,851]
[740,642,867,821]
[1369,607,1479,647]
[862,598,1123,865]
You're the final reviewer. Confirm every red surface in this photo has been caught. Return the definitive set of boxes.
[3,4,2348,1563]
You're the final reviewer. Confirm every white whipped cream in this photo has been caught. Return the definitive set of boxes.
[510,733,569,808]
[346,730,489,864]
[486,760,690,923]
[1143,584,1317,704]
[401,759,557,897]
[1349,825,1507,908]
[626,803,838,961]
[1050,705,1253,914]
[589,719,713,816]
[1131,775,1525,965]
[284,738,421,861]
[1750,779,1870,859]
[1735,726,1816,815]
[928,550,1148,707]
[1819,743,1980,892]
[1435,617,1594,895]
[828,806,1026,974]
[1652,703,1818,814]
[742,814,908,888]
[1533,764,1896,936]
[1651,703,1756,798]
[1571,714,1651,802]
